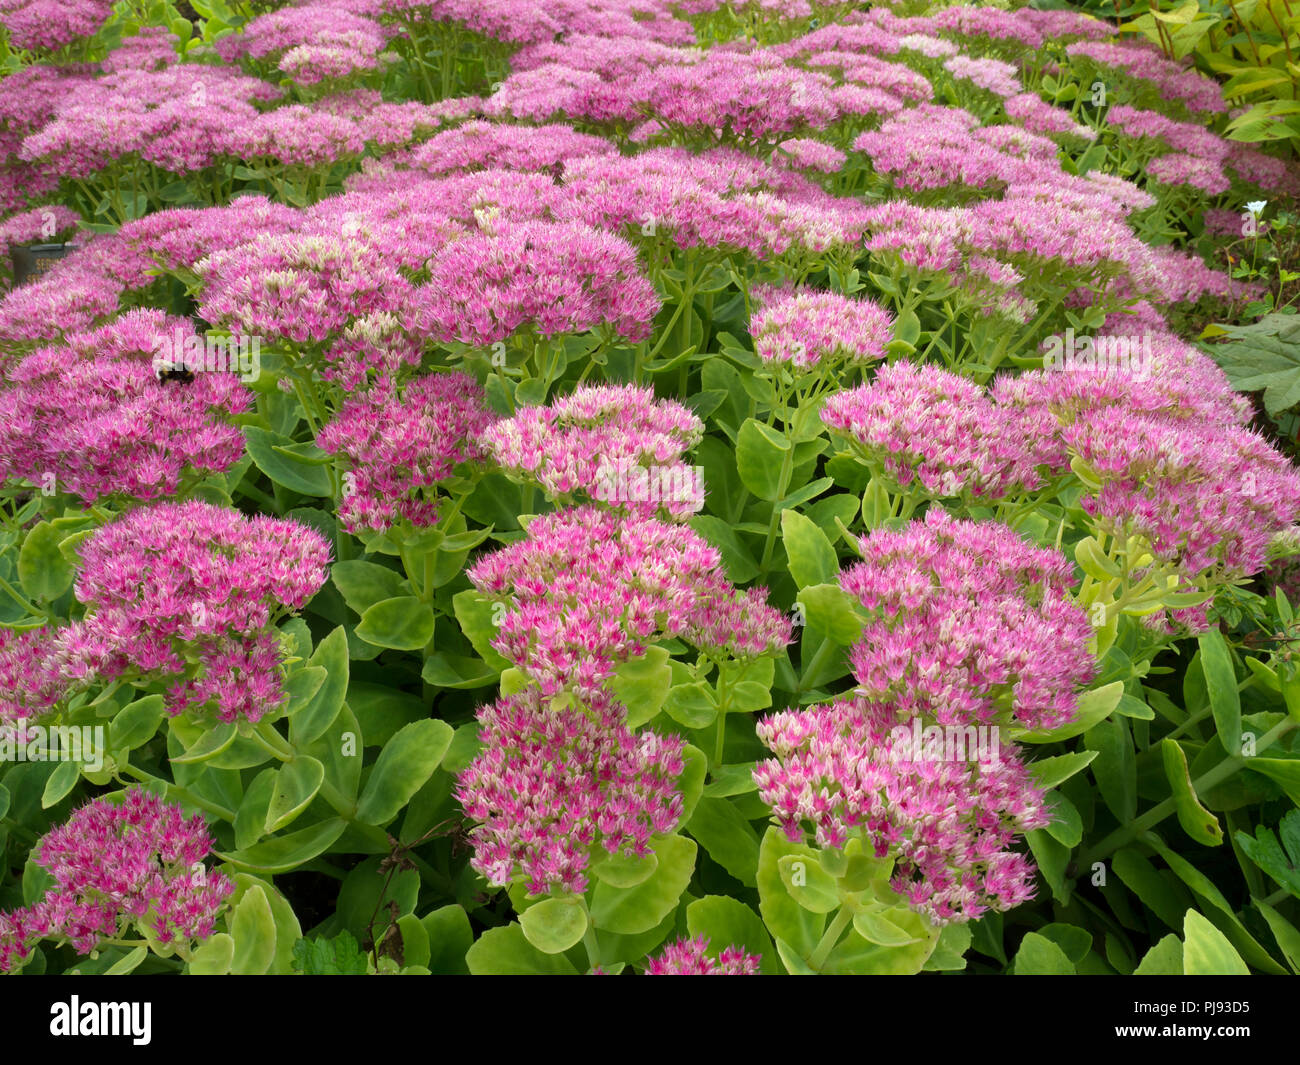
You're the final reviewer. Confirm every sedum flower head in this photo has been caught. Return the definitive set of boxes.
[646,935,760,974]
[0,790,233,972]
[0,310,252,505]
[754,697,1048,924]
[317,371,493,533]
[456,685,685,896]
[841,508,1096,732]
[61,501,331,723]
[481,384,704,517]
[750,286,893,369]
[468,506,791,696]
[822,361,1042,502]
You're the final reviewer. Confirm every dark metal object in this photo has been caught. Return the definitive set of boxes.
[9,242,77,286]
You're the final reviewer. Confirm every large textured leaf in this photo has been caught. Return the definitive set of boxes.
[1208,313,1300,415]
[1236,810,1300,900]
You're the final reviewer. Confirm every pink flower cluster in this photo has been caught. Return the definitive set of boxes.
[19,66,280,179]
[120,195,303,276]
[419,221,661,347]
[754,696,1049,923]
[943,54,1020,97]
[821,362,1042,501]
[0,230,156,347]
[0,0,113,53]
[1003,92,1094,139]
[469,505,791,696]
[750,286,893,368]
[375,0,693,49]
[317,371,494,532]
[1065,39,1227,115]
[645,935,760,974]
[842,508,1097,732]
[0,626,66,728]
[0,790,233,972]
[456,684,686,895]
[557,146,871,258]
[196,232,414,348]
[0,63,97,214]
[994,332,1300,607]
[99,27,179,73]
[854,105,1055,193]
[57,502,331,723]
[411,120,616,176]
[0,310,251,504]
[0,203,80,247]
[481,384,704,516]
[859,3,1109,53]
[1100,105,1300,197]
[216,0,394,84]
[773,137,847,174]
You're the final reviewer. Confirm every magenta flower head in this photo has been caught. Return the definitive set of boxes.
[60,501,331,723]
[196,232,414,350]
[821,361,1042,502]
[411,120,616,176]
[841,508,1096,732]
[773,138,847,175]
[557,147,869,260]
[0,789,233,972]
[0,310,252,505]
[0,231,157,350]
[754,697,1049,924]
[943,54,1021,97]
[645,936,760,975]
[120,195,303,278]
[317,371,494,533]
[0,626,66,732]
[468,506,791,696]
[481,384,705,518]
[456,685,686,896]
[18,66,278,179]
[1064,409,1300,595]
[749,286,893,370]
[419,220,661,348]
[0,0,114,53]
[0,203,80,247]
[993,335,1300,616]
[101,26,180,73]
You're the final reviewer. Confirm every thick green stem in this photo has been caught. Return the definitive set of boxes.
[712,669,729,770]
[808,905,853,971]
[1081,719,1297,867]
[254,720,297,762]
[583,921,602,972]
[758,442,798,572]
[797,638,838,694]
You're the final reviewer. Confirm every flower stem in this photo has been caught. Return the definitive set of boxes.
[808,905,853,971]
[1080,719,1297,867]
